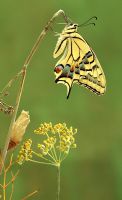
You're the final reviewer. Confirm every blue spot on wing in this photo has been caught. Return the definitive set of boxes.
[58,64,74,79]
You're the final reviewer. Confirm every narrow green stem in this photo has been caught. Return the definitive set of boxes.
[29,159,55,166]
[60,153,68,163]
[52,146,58,161]
[45,133,57,161]
[57,165,61,200]
[58,133,61,162]
[47,152,57,162]
[32,151,55,163]
[50,149,57,161]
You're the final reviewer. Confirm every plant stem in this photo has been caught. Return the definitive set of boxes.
[0,9,69,174]
[3,168,6,200]
[22,190,38,200]
[0,67,26,174]
[29,159,55,166]
[9,178,14,200]
[57,165,61,200]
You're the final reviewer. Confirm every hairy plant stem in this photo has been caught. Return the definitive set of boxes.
[0,9,69,174]
[57,165,61,200]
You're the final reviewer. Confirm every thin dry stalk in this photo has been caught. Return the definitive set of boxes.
[9,172,15,200]
[0,9,69,174]
[0,155,19,200]
[22,190,38,200]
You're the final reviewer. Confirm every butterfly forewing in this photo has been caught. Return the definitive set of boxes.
[53,23,106,98]
[53,35,68,58]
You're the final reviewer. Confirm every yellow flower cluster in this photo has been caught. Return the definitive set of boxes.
[17,123,77,166]
[35,122,77,154]
[17,139,32,165]
[34,122,53,135]
[57,125,77,154]
[38,137,56,156]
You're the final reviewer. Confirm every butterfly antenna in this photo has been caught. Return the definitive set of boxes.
[78,16,97,27]
[81,22,96,27]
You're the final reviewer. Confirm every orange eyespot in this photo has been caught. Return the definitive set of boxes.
[54,65,64,73]
[70,66,74,72]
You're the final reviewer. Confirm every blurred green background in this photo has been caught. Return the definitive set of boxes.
[0,0,122,199]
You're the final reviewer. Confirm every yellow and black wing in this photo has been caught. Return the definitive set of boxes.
[53,31,106,98]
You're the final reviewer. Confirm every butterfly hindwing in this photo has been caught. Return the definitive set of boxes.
[54,63,75,99]
[76,48,106,95]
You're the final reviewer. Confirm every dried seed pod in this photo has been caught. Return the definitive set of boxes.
[8,110,30,150]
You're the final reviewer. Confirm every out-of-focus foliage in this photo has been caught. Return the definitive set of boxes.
[0,0,122,199]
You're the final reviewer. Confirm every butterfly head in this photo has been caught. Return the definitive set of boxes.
[63,23,78,33]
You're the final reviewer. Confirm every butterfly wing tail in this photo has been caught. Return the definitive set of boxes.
[55,77,72,99]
